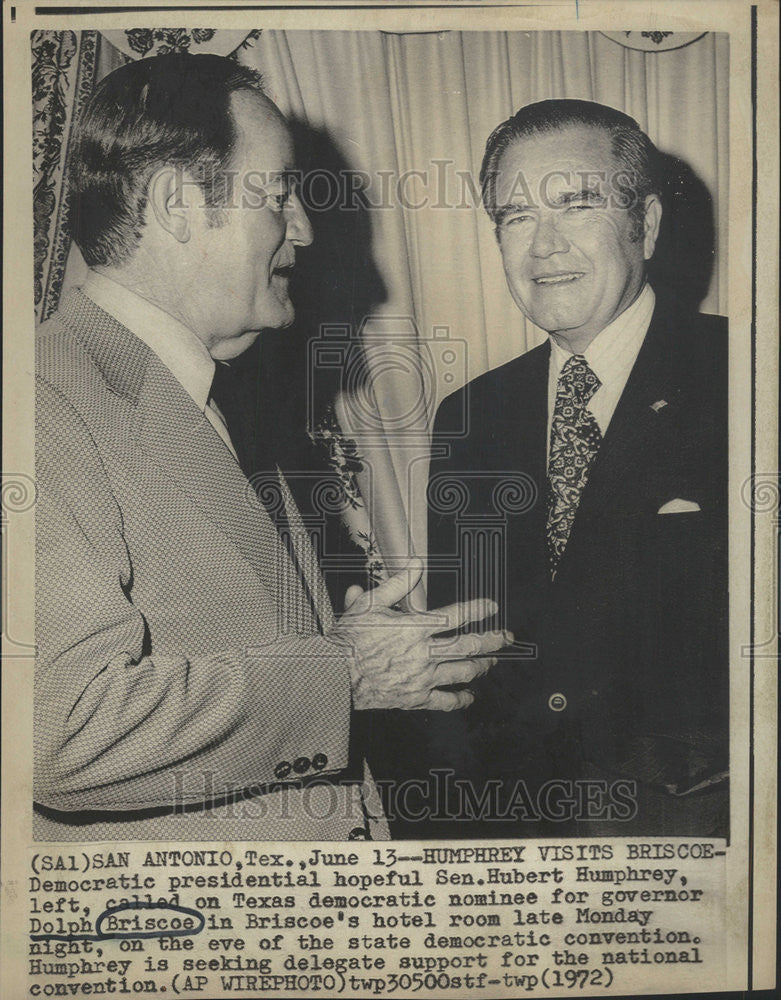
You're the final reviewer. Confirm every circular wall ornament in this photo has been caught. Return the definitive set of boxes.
[102,29,257,60]
[600,31,707,52]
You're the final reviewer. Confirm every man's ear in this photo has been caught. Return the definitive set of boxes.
[642,193,663,261]
[147,166,194,244]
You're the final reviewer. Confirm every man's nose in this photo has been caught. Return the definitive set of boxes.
[529,212,569,258]
[286,192,313,247]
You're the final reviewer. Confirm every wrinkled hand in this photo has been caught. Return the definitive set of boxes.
[331,558,512,711]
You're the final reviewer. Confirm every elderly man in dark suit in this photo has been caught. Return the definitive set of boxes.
[34,54,509,842]
[385,99,728,839]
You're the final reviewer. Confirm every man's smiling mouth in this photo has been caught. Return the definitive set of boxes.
[532,272,585,285]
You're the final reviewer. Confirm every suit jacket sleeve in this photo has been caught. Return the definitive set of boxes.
[35,379,354,814]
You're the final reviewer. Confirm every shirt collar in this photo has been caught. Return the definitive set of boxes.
[82,269,215,412]
[549,282,656,388]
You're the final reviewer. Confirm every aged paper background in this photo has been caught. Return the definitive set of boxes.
[3,1,777,997]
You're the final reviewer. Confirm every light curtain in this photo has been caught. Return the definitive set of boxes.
[45,29,729,598]
[248,30,729,595]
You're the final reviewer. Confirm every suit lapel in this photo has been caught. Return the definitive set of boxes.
[63,290,316,625]
[563,299,683,540]
[496,343,552,613]
[132,358,292,591]
[499,341,550,491]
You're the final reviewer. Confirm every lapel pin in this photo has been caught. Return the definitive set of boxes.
[650,399,668,412]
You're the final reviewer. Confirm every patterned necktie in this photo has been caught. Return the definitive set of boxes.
[546,354,602,577]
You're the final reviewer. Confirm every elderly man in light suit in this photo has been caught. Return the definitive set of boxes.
[34,54,508,841]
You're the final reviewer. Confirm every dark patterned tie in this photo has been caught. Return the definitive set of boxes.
[546,354,602,577]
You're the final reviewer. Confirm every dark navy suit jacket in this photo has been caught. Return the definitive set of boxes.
[368,293,729,839]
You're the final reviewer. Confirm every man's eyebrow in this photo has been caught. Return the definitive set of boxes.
[550,187,607,207]
[493,201,535,223]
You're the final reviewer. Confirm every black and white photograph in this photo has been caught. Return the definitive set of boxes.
[2,2,777,997]
[30,23,731,843]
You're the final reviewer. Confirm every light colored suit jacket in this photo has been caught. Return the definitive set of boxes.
[35,289,388,841]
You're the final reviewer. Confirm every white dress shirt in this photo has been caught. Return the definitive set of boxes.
[547,283,656,455]
[82,270,238,461]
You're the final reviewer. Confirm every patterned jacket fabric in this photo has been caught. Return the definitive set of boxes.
[34,289,388,841]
